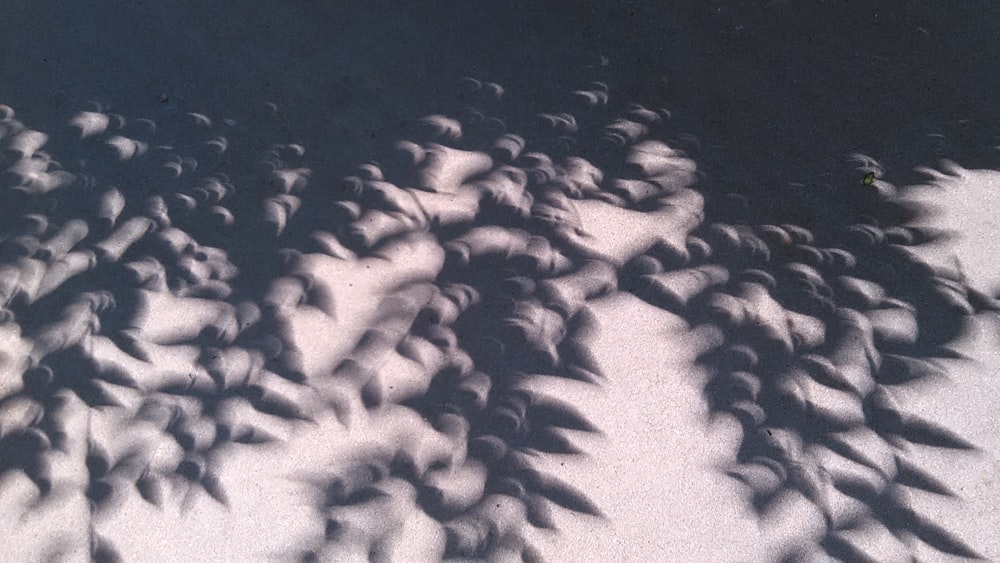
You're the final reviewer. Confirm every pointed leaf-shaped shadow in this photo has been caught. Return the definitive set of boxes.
[136,472,165,508]
[76,378,124,408]
[24,454,52,497]
[0,428,50,471]
[523,426,584,456]
[231,425,279,445]
[86,479,116,509]
[821,532,880,563]
[92,533,123,563]
[820,435,887,478]
[521,542,546,563]
[886,342,969,361]
[867,388,975,449]
[94,363,141,389]
[113,330,152,362]
[907,510,986,559]
[202,471,230,506]
[524,493,556,529]
[86,441,113,479]
[876,354,946,385]
[557,334,605,381]
[894,456,955,496]
[524,470,603,517]
[894,415,977,450]
[243,384,311,422]
[829,473,884,510]
[561,364,603,384]
[38,393,70,452]
[529,399,600,433]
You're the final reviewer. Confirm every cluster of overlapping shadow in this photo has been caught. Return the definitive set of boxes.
[0,72,988,561]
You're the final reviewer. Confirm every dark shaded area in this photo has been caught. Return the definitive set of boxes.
[1,1,997,561]
[3,1,997,188]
